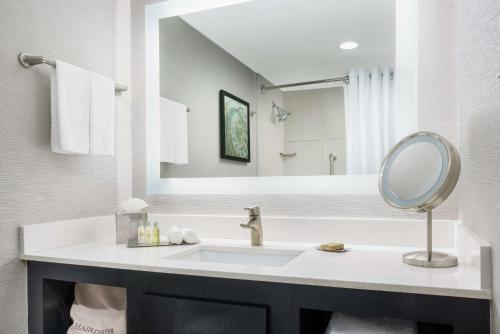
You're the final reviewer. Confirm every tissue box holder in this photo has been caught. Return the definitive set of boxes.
[115,212,148,244]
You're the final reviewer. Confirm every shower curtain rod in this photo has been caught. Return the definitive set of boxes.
[261,75,349,93]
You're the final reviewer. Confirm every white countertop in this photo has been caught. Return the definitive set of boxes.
[21,238,491,300]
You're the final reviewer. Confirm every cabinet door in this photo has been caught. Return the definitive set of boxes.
[141,294,268,334]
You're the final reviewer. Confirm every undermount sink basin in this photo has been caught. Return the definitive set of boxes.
[166,245,304,267]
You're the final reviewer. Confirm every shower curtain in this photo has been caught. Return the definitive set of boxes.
[344,66,396,175]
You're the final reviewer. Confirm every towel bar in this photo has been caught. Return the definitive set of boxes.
[18,52,128,93]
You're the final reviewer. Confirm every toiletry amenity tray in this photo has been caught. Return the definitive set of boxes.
[127,241,196,248]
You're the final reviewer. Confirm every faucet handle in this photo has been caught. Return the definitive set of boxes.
[244,206,261,216]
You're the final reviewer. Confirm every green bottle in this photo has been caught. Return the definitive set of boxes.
[145,222,152,244]
[152,222,160,245]
[137,221,145,244]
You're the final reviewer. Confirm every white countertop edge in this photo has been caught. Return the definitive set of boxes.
[20,253,491,300]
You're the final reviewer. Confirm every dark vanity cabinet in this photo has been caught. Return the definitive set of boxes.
[28,261,490,334]
[141,294,267,334]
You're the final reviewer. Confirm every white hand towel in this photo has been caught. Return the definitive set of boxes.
[89,72,115,155]
[160,97,188,164]
[181,228,199,244]
[51,60,90,154]
[160,97,175,164]
[167,227,183,245]
[173,103,188,164]
[325,313,417,334]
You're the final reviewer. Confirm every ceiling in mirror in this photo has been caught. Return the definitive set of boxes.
[157,0,400,179]
[180,0,395,87]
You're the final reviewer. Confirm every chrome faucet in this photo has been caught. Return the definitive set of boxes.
[240,206,263,246]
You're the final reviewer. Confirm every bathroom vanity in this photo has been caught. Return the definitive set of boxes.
[21,217,491,334]
[4,0,498,332]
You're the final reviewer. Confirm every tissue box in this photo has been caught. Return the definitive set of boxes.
[115,212,148,244]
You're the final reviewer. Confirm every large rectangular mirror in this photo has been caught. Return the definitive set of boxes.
[146,0,416,194]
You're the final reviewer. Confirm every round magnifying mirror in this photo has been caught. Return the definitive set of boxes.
[379,132,461,268]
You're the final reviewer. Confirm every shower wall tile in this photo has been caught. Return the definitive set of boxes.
[323,87,345,140]
[258,135,285,176]
[283,89,324,141]
[283,87,346,175]
[284,140,323,176]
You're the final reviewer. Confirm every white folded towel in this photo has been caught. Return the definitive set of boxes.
[89,72,115,155]
[167,227,183,245]
[51,60,90,154]
[181,228,199,244]
[159,97,188,164]
[325,313,417,334]
[174,105,189,164]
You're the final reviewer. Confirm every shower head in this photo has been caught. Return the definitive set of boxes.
[273,102,291,122]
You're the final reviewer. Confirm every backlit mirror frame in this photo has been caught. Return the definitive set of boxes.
[145,0,413,195]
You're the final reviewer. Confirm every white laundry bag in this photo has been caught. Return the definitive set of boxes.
[325,313,417,334]
[67,283,126,334]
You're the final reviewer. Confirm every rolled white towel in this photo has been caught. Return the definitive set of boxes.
[181,228,200,244]
[166,227,183,245]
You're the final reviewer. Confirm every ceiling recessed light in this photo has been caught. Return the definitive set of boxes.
[339,41,359,50]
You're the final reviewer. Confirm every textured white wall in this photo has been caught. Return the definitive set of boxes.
[394,0,418,141]
[0,0,131,332]
[417,1,458,147]
[415,0,459,214]
[455,0,500,330]
[115,0,133,205]
[417,0,500,330]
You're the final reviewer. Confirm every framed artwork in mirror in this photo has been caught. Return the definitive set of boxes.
[219,90,250,162]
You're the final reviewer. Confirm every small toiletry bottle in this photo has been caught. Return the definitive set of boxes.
[145,222,153,244]
[138,221,145,244]
[152,222,160,245]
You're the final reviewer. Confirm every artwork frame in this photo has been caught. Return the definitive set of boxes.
[219,90,250,162]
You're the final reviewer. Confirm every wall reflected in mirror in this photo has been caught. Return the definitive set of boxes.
[159,0,398,178]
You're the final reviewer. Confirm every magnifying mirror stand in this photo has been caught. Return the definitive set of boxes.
[402,210,458,268]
